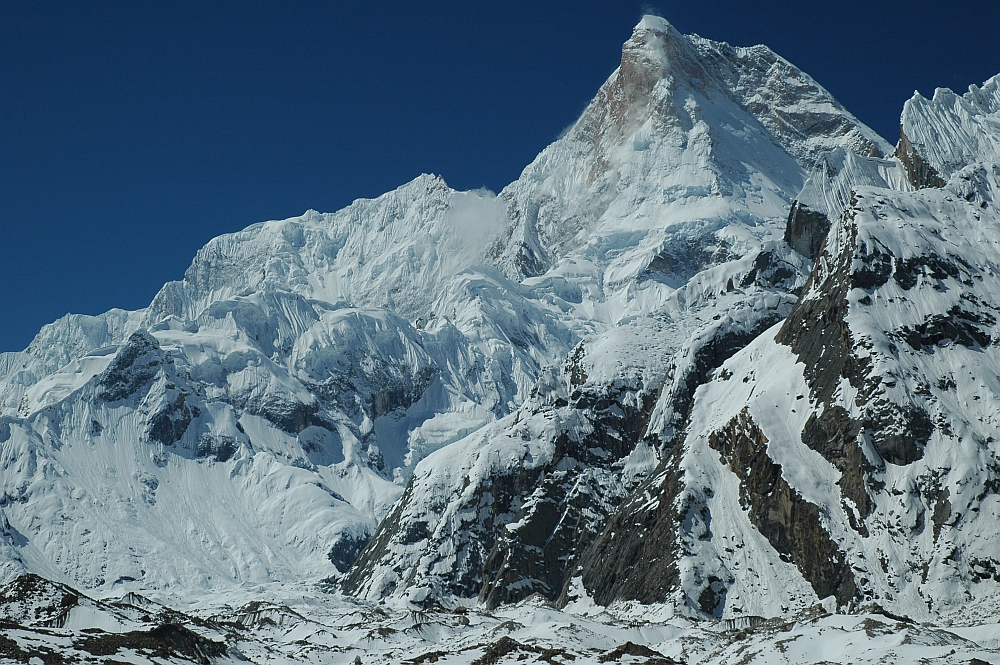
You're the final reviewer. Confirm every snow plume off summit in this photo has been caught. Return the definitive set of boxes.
[3,15,1000,665]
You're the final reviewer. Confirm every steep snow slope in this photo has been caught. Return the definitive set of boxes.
[898,74,1000,186]
[577,153,1000,619]
[0,16,872,597]
[0,184,530,592]
[784,147,912,259]
[4,19,1000,665]
[147,176,506,323]
[0,181,570,592]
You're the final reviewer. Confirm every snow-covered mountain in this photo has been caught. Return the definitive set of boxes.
[3,14,1000,664]
[339,15,892,610]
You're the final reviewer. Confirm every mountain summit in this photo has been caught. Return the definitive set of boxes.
[493,16,888,282]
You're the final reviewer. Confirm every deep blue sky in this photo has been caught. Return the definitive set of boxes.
[2,1,998,352]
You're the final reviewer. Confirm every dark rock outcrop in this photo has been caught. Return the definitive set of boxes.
[708,409,859,607]
[344,358,664,607]
[654,306,790,445]
[196,434,237,462]
[341,457,550,601]
[0,573,81,627]
[895,128,946,190]
[777,204,931,478]
[599,641,680,664]
[641,236,739,285]
[476,413,651,609]
[784,201,831,259]
[76,624,227,664]
[327,532,371,573]
[800,407,873,522]
[776,212,872,405]
[147,391,199,446]
[738,250,799,290]
[897,305,993,351]
[572,442,687,606]
[95,329,163,402]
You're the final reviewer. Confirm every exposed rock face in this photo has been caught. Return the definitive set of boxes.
[344,270,805,609]
[340,347,667,606]
[0,574,83,627]
[570,155,1000,619]
[326,532,371,573]
[341,433,553,602]
[573,441,687,607]
[147,390,199,446]
[798,406,873,521]
[896,129,947,189]
[784,201,831,259]
[646,288,797,446]
[75,624,228,664]
[94,329,163,403]
[0,574,235,664]
[775,199,935,477]
[476,388,659,609]
[707,409,858,607]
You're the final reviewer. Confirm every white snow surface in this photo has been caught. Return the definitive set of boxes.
[2,578,1000,664]
[0,16,837,598]
[901,74,1000,180]
[493,15,889,283]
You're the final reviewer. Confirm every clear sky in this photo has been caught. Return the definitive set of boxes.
[2,1,998,352]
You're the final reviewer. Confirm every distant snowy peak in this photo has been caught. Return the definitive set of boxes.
[898,74,1000,187]
[586,15,889,165]
[146,174,506,326]
[493,15,890,280]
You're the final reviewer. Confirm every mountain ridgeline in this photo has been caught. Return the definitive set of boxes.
[3,15,1000,628]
